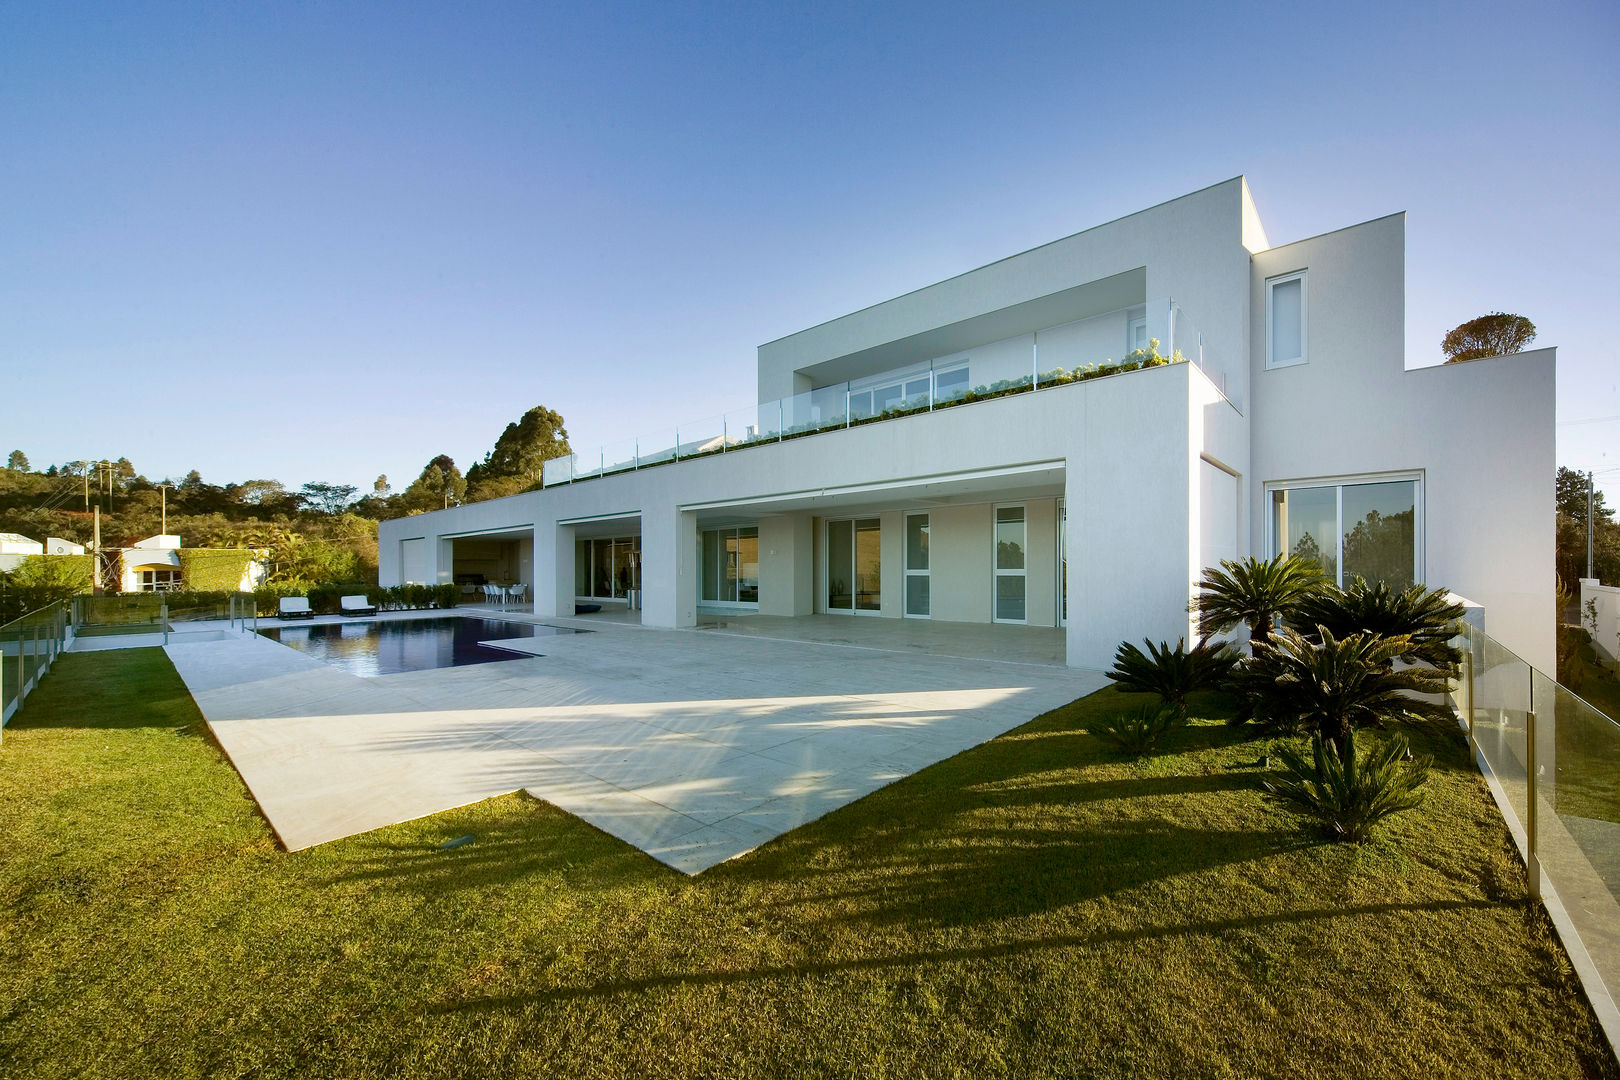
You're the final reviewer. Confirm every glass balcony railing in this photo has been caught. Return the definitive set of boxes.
[542,297,1235,487]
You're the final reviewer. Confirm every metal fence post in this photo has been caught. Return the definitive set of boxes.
[1464,645,1476,758]
[1526,674,1542,902]
[161,602,169,646]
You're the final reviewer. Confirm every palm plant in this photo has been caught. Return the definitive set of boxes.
[1239,626,1454,747]
[1194,554,1330,644]
[1265,728,1431,842]
[1090,703,1181,756]
[1106,637,1235,717]
[1291,577,1464,676]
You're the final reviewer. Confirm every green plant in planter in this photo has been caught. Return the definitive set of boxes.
[1235,626,1454,744]
[1265,728,1431,842]
[1195,554,1331,644]
[1106,637,1235,717]
[1291,577,1464,677]
[1090,703,1181,756]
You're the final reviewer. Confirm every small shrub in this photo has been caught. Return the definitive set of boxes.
[1264,729,1431,842]
[1106,637,1235,716]
[1090,703,1181,756]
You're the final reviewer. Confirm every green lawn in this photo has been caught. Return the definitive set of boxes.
[1,650,1614,1080]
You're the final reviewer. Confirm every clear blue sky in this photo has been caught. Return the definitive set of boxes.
[5,1,1617,501]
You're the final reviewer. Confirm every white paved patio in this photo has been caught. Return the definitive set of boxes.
[161,613,1107,873]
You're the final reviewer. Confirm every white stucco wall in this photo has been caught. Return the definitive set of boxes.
[1249,214,1555,670]
[757,177,1255,411]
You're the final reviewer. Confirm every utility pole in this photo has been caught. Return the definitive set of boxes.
[159,484,169,535]
[1590,470,1597,580]
[92,506,102,592]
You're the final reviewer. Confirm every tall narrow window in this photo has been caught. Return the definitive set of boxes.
[905,513,930,618]
[1266,270,1307,369]
[994,505,1027,623]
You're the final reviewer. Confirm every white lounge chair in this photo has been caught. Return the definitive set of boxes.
[340,594,377,617]
[278,596,314,620]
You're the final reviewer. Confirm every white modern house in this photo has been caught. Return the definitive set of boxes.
[379,178,1555,671]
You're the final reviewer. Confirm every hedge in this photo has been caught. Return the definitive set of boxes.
[176,548,256,592]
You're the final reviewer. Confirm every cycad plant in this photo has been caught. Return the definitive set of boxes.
[1106,637,1235,717]
[1090,703,1181,756]
[1265,728,1431,842]
[1195,554,1330,644]
[1291,577,1465,676]
[1239,626,1454,746]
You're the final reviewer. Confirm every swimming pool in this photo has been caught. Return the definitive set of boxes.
[258,616,586,677]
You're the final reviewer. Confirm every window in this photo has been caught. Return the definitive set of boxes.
[993,505,1026,623]
[139,568,181,592]
[1127,316,1147,354]
[1269,476,1421,589]
[904,513,929,618]
[1266,270,1307,369]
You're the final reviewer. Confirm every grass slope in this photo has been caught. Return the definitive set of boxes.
[1,650,1614,1080]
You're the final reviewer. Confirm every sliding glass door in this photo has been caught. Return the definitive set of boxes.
[701,527,760,607]
[1269,477,1421,589]
[575,536,641,600]
[827,518,881,614]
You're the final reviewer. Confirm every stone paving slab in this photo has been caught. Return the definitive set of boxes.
[165,619,1107,873]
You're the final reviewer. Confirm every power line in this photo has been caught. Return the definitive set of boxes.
[1559,414,1620,427]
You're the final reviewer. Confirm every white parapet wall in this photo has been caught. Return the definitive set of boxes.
[1580,578,1620,664]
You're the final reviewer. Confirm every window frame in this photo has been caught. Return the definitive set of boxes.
[1265,269,1309,370]
[903,510,930,619]
[991,503,1028,625]
[1263,471,1424,589]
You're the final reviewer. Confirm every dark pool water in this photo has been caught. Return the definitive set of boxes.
[258,616,586,677]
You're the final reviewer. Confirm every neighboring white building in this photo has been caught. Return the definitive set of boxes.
[0,533,46,574]
[117,535,267,593]
[379,178,1555,671]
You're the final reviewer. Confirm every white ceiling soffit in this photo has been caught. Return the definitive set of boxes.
[684,461,1065,520]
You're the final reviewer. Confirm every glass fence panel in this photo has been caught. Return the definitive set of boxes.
[541,455,574,486]
[77,593,166,630]
[1472,628,1533,829]
[725,401,781,447]
[676,414,728,459]
[539,297,1226,485]
[600,438,641,476]
[1,602,70,725]
[637,433,678,466]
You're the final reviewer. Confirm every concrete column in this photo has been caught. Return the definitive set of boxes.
[759,514,814,616]
[879,510,903,618]
[433,538,455,585]
[541,523,574,618]
[642,507,698,628]
[1025,498,1057,627]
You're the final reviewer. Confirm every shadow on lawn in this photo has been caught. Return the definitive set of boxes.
[430,895,1504,1013]
[322,795,661,895]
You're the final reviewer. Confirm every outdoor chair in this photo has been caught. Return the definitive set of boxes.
[339,594,377,617]
[508,583,527,602]
[278,596,314,620]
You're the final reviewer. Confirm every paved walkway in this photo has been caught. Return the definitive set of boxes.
[161,617,1106,873]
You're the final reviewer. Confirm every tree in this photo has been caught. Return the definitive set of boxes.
[232,479,288,506]
[299,481,358,516]
[398,455,466,514]
[1557,466,1612,525]
[7,450,29,472]
[1442,312,1536,364]
[373,475,390,495]
[465,405,570,501]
